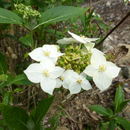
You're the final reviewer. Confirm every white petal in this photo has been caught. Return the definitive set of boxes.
[24,63,43,83]
[84,37,99,42]
[84,43,95,51]
[29,47,43,62]
[40,77,56,95]
[62,70,77,89]
[93,72,112,91]
[42,45,63,60]
[105,62,121,78]
[56,78,63,88]
[62,80,69,89]
[91,50,106,66]
[57,37,77,44]
[69,82,81,94]
[81,79,92,90]
[51,67,65,79]
[68,31,86,44]
[84,65,97,77]
[42,45,58,52]
[91,48,104,55]
[68,31,99,44]
[40,60,55,70]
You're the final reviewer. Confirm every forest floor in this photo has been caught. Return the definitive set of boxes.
[54,0,130,129]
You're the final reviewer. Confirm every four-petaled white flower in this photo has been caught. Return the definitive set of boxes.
[84,53,121,91]
[29,45,63,63]
[24,60,64,95]
[68,31,99,50]
[61,70,92,94]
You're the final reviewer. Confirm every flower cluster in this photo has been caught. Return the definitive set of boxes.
[14,4,41,19]
[24,31,121,95]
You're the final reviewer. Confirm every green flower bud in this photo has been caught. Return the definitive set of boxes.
[57,45,91,73]
[14,3,41,19]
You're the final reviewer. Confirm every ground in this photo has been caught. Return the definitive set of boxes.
[0,0,130,130]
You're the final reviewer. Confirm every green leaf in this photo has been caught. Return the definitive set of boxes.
[116,117,130,130]
[117,99,130,112]
[114,86,124,113]
[89,105,113,117]
[0,8,22,24]
[0,52,8,74]
[0,75,13,88]
[0,74,32,88]
[10,74,32,85]
[31,97,54,124]
[0,74,8,81]
[46,113,61,130]
[34,6,86,29]
[2,91,12,105]
[19,33,34,48]
[0,104,29,130]
[109,120,117,130]
[100,122,109,130]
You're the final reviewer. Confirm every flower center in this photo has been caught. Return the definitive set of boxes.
[43,51,50,56]
[98,65,106,72]
[60,76,64,81]
[42,70,49,77]
[76,79,82,84]
[80,35,85,38]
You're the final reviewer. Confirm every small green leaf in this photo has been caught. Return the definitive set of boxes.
[46,113,61,130]
[117,99,130,112]
[100,122,109,130]
[0,74,14,88]
[2,91,12,105]
[10,74,32,85]
[109,120,117,130]
[0,8,22,24]
[0,74,32,88]
[116,117,130,130]
[114,86,124,113]
[31,97,54,124]
[89,105,113,117]
[19,33,34,48]
[0,52,8,74]
[34,6,86,29]
[0,74,8,81]
[0,104,29,130]
[0,121,5,127]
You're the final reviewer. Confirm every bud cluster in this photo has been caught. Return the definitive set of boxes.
[57,45,91,73]
[14,4,41,19]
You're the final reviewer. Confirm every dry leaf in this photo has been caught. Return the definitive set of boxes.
[56,127,69,130]
[118,44,130,65]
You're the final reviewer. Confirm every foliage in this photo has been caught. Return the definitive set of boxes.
[0,97,54,130]
[89,86,130,130]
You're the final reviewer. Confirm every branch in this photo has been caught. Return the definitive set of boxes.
[96,11,130,48]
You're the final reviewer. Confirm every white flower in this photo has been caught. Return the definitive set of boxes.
[84,53,121,91]
[61,70,92,94]
[57,37,78,44]
[24,60,64,95]
[68,31,99,50]
[29,45,63,63]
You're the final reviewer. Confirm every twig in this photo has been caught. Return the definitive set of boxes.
[58,105,79,123]
[96,11,130,48]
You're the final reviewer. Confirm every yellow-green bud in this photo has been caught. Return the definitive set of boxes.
[57,45,91,73]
